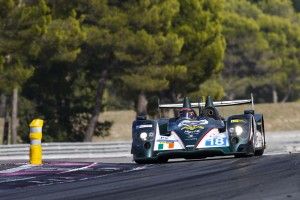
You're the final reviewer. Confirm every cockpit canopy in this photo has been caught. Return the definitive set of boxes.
[178,108,197,119]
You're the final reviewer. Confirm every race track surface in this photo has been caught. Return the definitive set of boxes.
[0,153,299,200]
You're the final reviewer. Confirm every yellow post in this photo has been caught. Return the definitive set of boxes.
[29,119,43,165]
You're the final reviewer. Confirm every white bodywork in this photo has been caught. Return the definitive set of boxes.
[197,128,230,148]
[153,124,185,151]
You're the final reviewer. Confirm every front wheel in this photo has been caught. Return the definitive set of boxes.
[157,157,169,163]
[134,158,155,164]
[254,148,264,156]
[254,125,265,157]
[134,157,168,164]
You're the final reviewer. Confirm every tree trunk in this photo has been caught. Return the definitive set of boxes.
[227,92,235,101]
[11,87,18,144]
[0,94,7,144]
[137,91,148,116]
[84,70,108,142]
[272,85,278,103]
[0,94,7,117]
[281,84,292,103]
[3,112,9,145]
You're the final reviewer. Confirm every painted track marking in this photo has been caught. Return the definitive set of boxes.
[0,164,32,174]
[58,162,97,174]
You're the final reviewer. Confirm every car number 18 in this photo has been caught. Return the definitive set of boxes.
[205,137,227,146]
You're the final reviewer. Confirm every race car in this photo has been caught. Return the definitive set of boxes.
[131,95,266,164]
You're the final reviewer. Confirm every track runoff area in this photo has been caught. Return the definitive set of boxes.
[0,134,299,200]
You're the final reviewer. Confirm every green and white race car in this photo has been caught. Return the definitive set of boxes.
[131,96,266,164]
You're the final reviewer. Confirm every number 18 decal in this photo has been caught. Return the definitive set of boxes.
[205,137,228,147]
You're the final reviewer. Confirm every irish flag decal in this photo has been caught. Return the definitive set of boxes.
[158,143,164,150]
[158,143,174,150]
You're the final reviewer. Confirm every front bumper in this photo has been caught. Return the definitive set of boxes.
[132,142,255,160]
[133,147,233,160]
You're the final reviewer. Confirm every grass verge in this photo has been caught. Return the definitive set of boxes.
[95,102,300,141]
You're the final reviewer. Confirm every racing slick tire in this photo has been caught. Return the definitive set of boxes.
[157,157,169,163]
[134,157,168,164]
[234,118,255,158]
[134,158,156,164]
[254,148,264,156]
[254,121,265,156]
[234,140,255,158]
[254,134,265,156]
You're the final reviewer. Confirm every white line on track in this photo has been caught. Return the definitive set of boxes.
[77,165,149,181]
[58,162,98,174]
[264,152,296,156]
[0,164,32,174]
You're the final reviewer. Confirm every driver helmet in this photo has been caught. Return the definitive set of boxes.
[179,108,196,119]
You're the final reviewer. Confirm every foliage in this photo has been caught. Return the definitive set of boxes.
[121,0,225,114]
[0,0,50,91]
[1,0,299,143]
[222,0,300,102]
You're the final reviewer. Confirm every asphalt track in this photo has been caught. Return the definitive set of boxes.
[0,153,299,200]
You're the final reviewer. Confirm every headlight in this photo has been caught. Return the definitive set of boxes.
[140,132,148,141]
[235,126,243,136]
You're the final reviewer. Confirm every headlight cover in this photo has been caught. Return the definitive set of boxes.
[140,132,148,141]
[235,125,243,136]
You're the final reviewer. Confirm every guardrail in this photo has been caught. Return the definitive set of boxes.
[0,141,132,160]
[0,131,299,161]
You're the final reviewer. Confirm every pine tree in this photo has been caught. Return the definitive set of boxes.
[0,0,50,143]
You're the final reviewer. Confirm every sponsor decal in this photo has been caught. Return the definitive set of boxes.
[157,139,178,143]
[136,124,153,129]
[154,130,185,151]
[184,130,201,137]
[230,119,246,123]
[178,120,206,135]
[181,125,204,131]
[157,135,178,143]
[159,136,169,140]
[178,120,207,127]
[198,120,209,125]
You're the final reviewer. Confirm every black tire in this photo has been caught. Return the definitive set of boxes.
[234,153,248,158]
[255,119,265,156]
[134,157,165,164]
[134,158,156,164]
[157,157,169,163]
[254,148,264,156]
[235,118,255,158]
[235,145,255,158]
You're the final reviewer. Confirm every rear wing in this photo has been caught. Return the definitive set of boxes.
[159,94,254,109]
